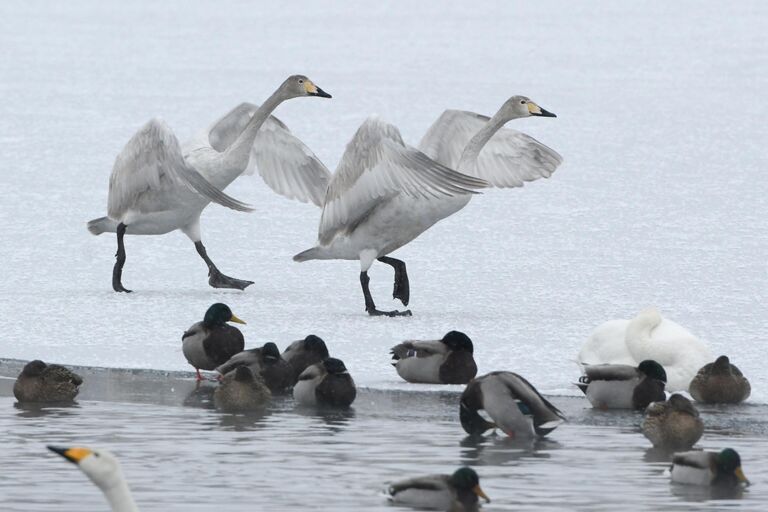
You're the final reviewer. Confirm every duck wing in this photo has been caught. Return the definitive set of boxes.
[418,109,563,186]
[390,340,446,360]
[491,372,566,435]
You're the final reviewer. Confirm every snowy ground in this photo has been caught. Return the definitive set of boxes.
[0,1,766,401]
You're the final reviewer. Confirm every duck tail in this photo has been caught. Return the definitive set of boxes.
[86,216,118,235]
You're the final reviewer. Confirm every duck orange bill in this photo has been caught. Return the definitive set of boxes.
[473,484,491,503]
[735,467,750,485]
[229,314,246,325]
[47,446,92,464]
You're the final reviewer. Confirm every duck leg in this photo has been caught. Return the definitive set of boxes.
[112,223,132,293]
[377,256,409,306]
[360,271,412,317]
[194,241,254,290]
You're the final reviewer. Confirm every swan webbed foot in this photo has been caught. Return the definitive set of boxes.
[208,270,254,290]
[366,308,412,317]
[112,281,133,293]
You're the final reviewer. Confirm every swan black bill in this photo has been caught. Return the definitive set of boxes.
[311,87,332,98]
[531,107,556,117]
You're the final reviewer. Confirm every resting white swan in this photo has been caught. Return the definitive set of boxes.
[48,446,138,511]
[86,75,331,292]
[578,307,713,391]
[294,96,562,316]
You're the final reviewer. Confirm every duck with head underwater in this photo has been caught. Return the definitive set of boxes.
[182,303,246,381]
[386,466,490,512]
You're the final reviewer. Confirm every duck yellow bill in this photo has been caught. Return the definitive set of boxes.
[229,314,246,325]
[735,466,750,485]
[47,446,92,464]
[473,484,491,503]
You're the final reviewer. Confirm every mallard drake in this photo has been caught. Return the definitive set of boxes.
[390,330,478,384]
[460,372,565,438]
[576,360,667,410]
[386,467,490,512]
[293,358,356,407]
[182,303,245,381]
[642,394,704,450]
[213,366,271,413]
[671,449,750,487]
[14,360,82,403]
[690,355,751,404]
[216,342,294,393]
[48,445,138,511]
[281,334,329,384]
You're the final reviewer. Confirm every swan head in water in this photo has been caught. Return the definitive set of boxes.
[501,95,556,120]
[281,75,332,99]
[47,446,126,493]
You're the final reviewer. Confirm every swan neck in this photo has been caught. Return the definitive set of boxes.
[625,310,662,358]
[457,110,509,173]
[102,480,139,512]
[223,89,285,171]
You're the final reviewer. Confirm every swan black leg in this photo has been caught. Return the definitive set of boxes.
[112,223,132,293]
[360,271,411,317]
[194,241,253,290]
[377,256,409,306]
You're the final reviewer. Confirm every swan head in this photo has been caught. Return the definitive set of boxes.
[500,95,556,120]
[47,446,125,492]
[282,75,332,99]
[203,303,246,327]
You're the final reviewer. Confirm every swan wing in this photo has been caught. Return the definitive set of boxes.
[195,102,332,207]
[318,116,488,244]
[107,119,252,219]
[418,109,563,187]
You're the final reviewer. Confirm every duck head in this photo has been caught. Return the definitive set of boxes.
[261,342,281,362]
[716,449,750,486]
[441,331,474,353]
[449,467,490,503]
[21,360,48,377]
[638,360,667,383]
[203,303,246,328]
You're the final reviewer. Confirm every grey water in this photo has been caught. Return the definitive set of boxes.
[1,360,767,511]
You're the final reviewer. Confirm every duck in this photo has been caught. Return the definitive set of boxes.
[670,449,750,487]
[14,360,83,403]
[86,75,331,292]
[577,307,713,391]
[460,371,565,438]
[575,360,667,410]
[294,96,561,317]
[642,394,704,450]
[386,467,490,512]
[281,334,330,384]
[48,445,138,511]
[182,303,246,381]
[216,342,294,393]
[293,358,356,407]
[391,330,477,384]
[213,366,272,413]
[689,355,751,404]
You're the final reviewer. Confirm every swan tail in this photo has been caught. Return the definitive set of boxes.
[293,247,322,262]
[87,216,118,235]
[625,307,662,349]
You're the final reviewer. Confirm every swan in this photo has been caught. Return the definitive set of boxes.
[182,303,246,381]
[47,446,138,511]
[293,357,356,407]
[671,449,749,487]
[13,360,82,403]
[390,330,477,384]
[642,394,703,451]
[386,467,490,512]
[86,75,331,292]
[575,360,667,410]
[294,96,562,316]
[689,355,751,404]
[460,371,565,439]
[577,307,713,391]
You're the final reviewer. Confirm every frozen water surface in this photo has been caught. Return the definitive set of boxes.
[0,0,766,509]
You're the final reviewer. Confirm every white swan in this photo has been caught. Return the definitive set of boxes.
[294,96,562,316]
[87,75,331,292]
[578,307,713,391]
[48,446,138,511]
